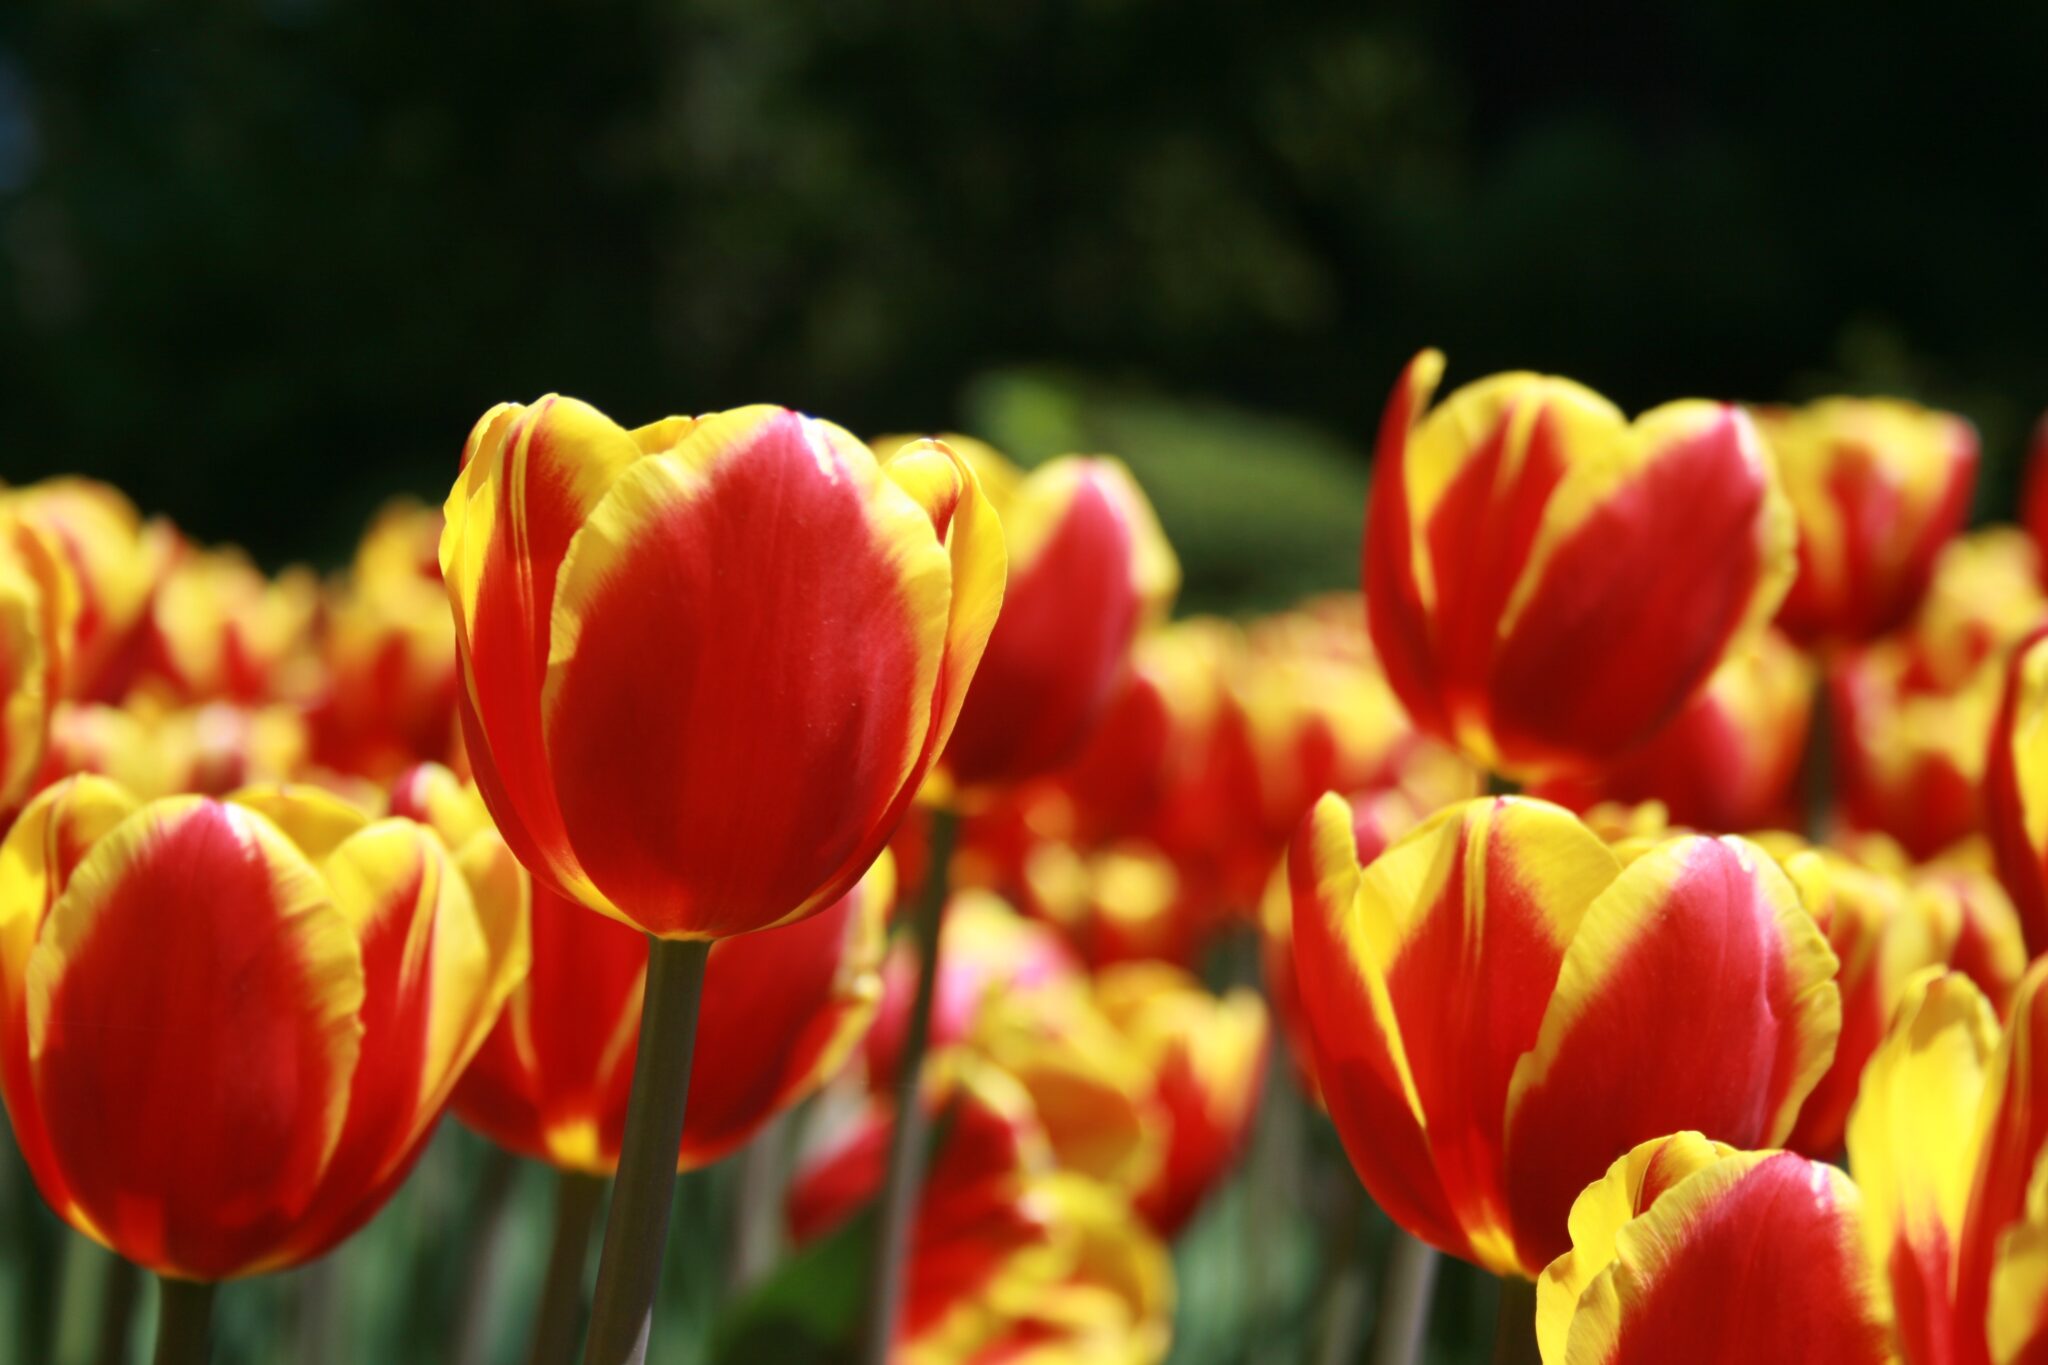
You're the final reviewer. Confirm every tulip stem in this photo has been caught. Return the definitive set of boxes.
[451,1145,522,1365]
[581,934,714,1365]
[528,1171,607,1365]
[1491,1274,1540,1365]
[1370,1231,1441,1365]
[151,1277,216,1365]
[862,807,959,1365]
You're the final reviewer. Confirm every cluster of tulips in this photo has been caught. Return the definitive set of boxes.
[5,357,2048,1365]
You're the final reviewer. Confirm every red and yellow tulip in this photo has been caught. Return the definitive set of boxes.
[1987,625,2048,953]
[0,776,526,1281]
[1535,1132,1892,1363]
[441,400,1005,940]
[1363,349,1794,780]
[135,543,323,706]
[36,696,310,801]
[1093,962,1269,1237]
[1289,793,1840,1277]
[876,435,1177,795]
[1755,397,1977,645]
[1845,962,2048,1365]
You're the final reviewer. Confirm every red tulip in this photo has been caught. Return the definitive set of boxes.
[442,400,1005,939]
[1364,349,1794,780]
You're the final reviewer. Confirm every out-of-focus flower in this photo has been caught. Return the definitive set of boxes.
[0,478,162,702]
[956,1173,1173,1365]
[864,891,1082,1092]
[788,1057,1066,1362]
[1776,844,2021,1158]
[1534,628,1814,834]
[1845,963,2048,1365]
[1094,962,1268,1237]
[0,527,60,815]
[1290,793,1839,1277]
[134,542,322,705]
[442,400,1004,940]
[1535,1132,1891,1364]
[1754,397,1977,645]
[874,435,1177,796]
[1831,529,2048,860]
[1988,624,2048,954]
[2019,410,2048,566]
[307,499,459,783]
[387,764,890,1173]
[0,776,525,1280]
[37,697,309,800]
[1364,349,1794,781]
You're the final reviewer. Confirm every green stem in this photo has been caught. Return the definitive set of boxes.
[95,1257,141,1365]
[862,807,958,1365]
[1492,1274,1540,1365]
[730,1112,790,1292]
[450,1145,522,1365]
[528,1171,607,1365]
[581,935,713,1365]
[54,1233,110,1365]
[1370,1231,1441,1365]
[150,1278,216,1365]
[1310,1176,1369,1365]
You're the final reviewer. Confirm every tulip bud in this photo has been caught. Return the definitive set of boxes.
[1290,793,1839,1277]
[1535,1133,1891,1364]
[1754,397,1977,645]
[1364,350,1794,780]
[0,777,526,1279]
[441,401,1005,940]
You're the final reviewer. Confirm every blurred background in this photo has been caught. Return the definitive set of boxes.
[5,1,2048,612]
[3,3,2047,1362]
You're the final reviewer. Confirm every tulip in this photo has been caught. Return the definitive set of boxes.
[1534,628,1814,834]
[37,697,309,800]
[873,434,1177,794]
[0,531,59,816]
[1534,1133,1892,1364]
[136,544,322,705]
[1094,961,1269,1237]
[0,776,525,1349]
[787,1056,1063,1362]
[2024,411,2048,561]
[1754,397,1977,645]
[1363,349,1795,780]
[1845,963,2048,1365]
[1290,793,1840,1278]
[1828,638,1999,860]
[308,500,460,782]
[442,398,1004,1364]
[1777,845,2019,1158]
[1988,625,2048,953]
[0,477,161,702]
[386,764,893,1173]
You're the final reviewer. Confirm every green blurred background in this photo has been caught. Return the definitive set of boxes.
[5,1,2048,612]
[2,3,2047,1361]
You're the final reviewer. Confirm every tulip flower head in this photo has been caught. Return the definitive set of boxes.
[1756,396,1978,645]
[1290,793,1840,1277]
[1988,625,2048,954]
[441,400,1005,940]
[1364,350,1795,781]
[1536,1132,1892,1364]
[0,776,526,1280]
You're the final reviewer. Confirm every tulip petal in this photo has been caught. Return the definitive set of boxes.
[1958,961,2048,1365]
[1845,968,1997,1365]
[541,408,950,936]
[1502,835,1839,1272]
[1991,1148,2048,1365]
[22,799,364,1279]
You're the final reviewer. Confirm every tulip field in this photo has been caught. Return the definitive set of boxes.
[4,349,2048,1365]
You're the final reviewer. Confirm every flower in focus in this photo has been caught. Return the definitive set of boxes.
[1987,624,2048,954]
[441,400,1005,939]
[391,762,893,1173]
[1845,963,2048,1365]
[1290,793,1840,1277]
[1364,349,1794,780]
[0,776,526,1280]
[1533,628,1814,834]
[1535,1132,1891,1364]
[1754,397,1977,645]
[307,499,460,783]
[1093,961,1269,1237]
[875,434,1178,795]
